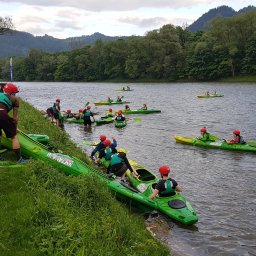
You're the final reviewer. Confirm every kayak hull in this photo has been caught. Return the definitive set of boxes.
[95,117,114,125]
[28,134,49,144]
[115,120,127,128]
[123,109,161,115]
[197,94,224,98]
[174,135,256,152]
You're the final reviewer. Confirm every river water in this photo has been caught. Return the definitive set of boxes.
[19,82,256,256]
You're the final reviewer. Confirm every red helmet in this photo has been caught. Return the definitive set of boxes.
[125,104,129,108]
[66,109,71,113]
[200,127,207,133]
[78,109,83,113]
[233,130,240,135]
[159,165,170,175]
[3,83,19,94]
[118,110,122,115]
[100,135,106,141]
[87,105,91,109]
[56,98,60,102]
[104,139,111,147]
[143,103,147,106]
[108,108,112,112]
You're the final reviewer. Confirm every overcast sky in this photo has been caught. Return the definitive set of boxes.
[0,0,254,39]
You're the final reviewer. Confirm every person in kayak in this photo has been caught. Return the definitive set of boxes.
[125,104,130,110]
[228,130,246,144]
[52,98,61,127]
[107,97,113,103]
[149,166,182,199]
[0,83,26,163]
[117,96,122,102]
[141,103,147,110]
[197,127,214,142]
[115,110,125,121]
[106,108,114,117]
[83,105,95,128]
[65,109,74,118]
[108,149,139,180]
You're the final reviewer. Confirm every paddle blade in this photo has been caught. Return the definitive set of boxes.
[133,117,142,122]
[85,101,90,107]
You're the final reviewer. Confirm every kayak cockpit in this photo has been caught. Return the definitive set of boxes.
[135,168,157,182]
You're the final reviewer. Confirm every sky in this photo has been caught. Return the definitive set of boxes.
[0,0,254,39]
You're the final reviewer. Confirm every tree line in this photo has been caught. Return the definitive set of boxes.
[0,10,256,82]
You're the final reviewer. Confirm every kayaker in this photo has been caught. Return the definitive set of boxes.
[52,98,61,127]
[127,86,130,91]
[108,149,139,181]
[97,139,117,164]
[91,135,107,159]
[197,127,214,142]
[0,83,26,163]
[206,91,210,96]
[125,104,130,110]
[65,109,73,118]
[46,107,54,122]
[115,110,125,121]
[106,108,114,117]
[141,103,147,110]
[117,96,122,102]
[107,97,113,103]
[149,166,182,199]
[83,105,95,128]
[228,130,246,144]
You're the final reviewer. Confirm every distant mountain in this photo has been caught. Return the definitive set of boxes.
[188,5,256,31]
[0,30,128,57]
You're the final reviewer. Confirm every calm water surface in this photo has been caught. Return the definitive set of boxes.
[19,82,256,256]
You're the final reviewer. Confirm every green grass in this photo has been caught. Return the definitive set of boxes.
[0,100,170,255]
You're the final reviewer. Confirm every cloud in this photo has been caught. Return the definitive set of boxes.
[119,16,169,28]
[0,0,247,11]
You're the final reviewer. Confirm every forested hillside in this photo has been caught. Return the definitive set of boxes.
[0,10,255,82]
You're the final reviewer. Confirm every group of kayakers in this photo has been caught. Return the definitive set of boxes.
[198,127,246,144]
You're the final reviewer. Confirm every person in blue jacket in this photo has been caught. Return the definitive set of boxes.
[0,83,26,163]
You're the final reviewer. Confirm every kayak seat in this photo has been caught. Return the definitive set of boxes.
[136,168,156,181]
[168,199,186,209]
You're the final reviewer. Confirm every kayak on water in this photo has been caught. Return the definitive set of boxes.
[95,116,114,125]
[174,135,256,152]
[122,109,161,115]
[2,130,197,224]
[115,89,133,92]
[94,101,131,106]
[126,160,198,225]
[115,120,127,128]
[197,94,224,98]
[64,118,95,124]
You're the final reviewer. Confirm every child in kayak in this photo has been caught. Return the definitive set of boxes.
[106,108,114,117]
[115,110,125,121]
[149,166,182,199]
[228,130,246,144]
[141,103,147,110]
[107,97,113,103]
[83,105,95,128]
[117,96,122,102]
[125,104,130,110]
[197,127,215,142]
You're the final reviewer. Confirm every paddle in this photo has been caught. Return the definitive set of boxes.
[80,140,98,146]
[133,117,142,122]
[85,101,90,107]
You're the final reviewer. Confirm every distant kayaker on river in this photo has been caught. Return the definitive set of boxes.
[141,103,147,110]
[125,104,130,110]
[149,166,182,199]
[108,97,113,103]
[83,105,95,129]
[227,130,246,144]
[117,96,122,102]
[0,83,26,163]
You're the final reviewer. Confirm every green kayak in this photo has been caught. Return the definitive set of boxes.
[123,109,161,115]
[95,116,114,125]
[28,134,49,144]
[197,94,224,98]
[65,118,95,124]
[115,89,133,92]
[94,101,131,106]
[175,135,256,152]
[126,160,198,225]
[115,120,127,128]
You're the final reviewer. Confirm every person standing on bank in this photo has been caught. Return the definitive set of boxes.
[0,83,26,163]
[52,98,61,127]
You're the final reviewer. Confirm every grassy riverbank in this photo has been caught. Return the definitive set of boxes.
[0,100,170,255]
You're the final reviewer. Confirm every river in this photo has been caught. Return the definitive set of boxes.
[19,82,256,256]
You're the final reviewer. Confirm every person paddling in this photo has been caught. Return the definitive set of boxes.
[106,108,114,117]
[197,127,215,142]
[141,103,147,110]
[125,104,130,111]
[149,166,182,199]
[0,83,26,163]
[228,130,246,144]
[115,110,125,121]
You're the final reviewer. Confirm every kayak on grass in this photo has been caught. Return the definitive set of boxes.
[197,94,224,98]
[94,101,131,106]
[28,134,49,144]
[174,135,256,152]
[115,120,127,128]
[126,160,198,225]
[95,116,114,125]
[122,109,161,115]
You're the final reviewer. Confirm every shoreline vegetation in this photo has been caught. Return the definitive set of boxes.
[0,100,169,255]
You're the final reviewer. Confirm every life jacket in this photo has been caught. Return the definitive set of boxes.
[116,115,123,121]
[0,93,13,111]
[110,153,123,166]
[236,135,246,144]
[52,102,60,112]
[159,180,175,196]
[104,148,113,160]
[84,110,91,117]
